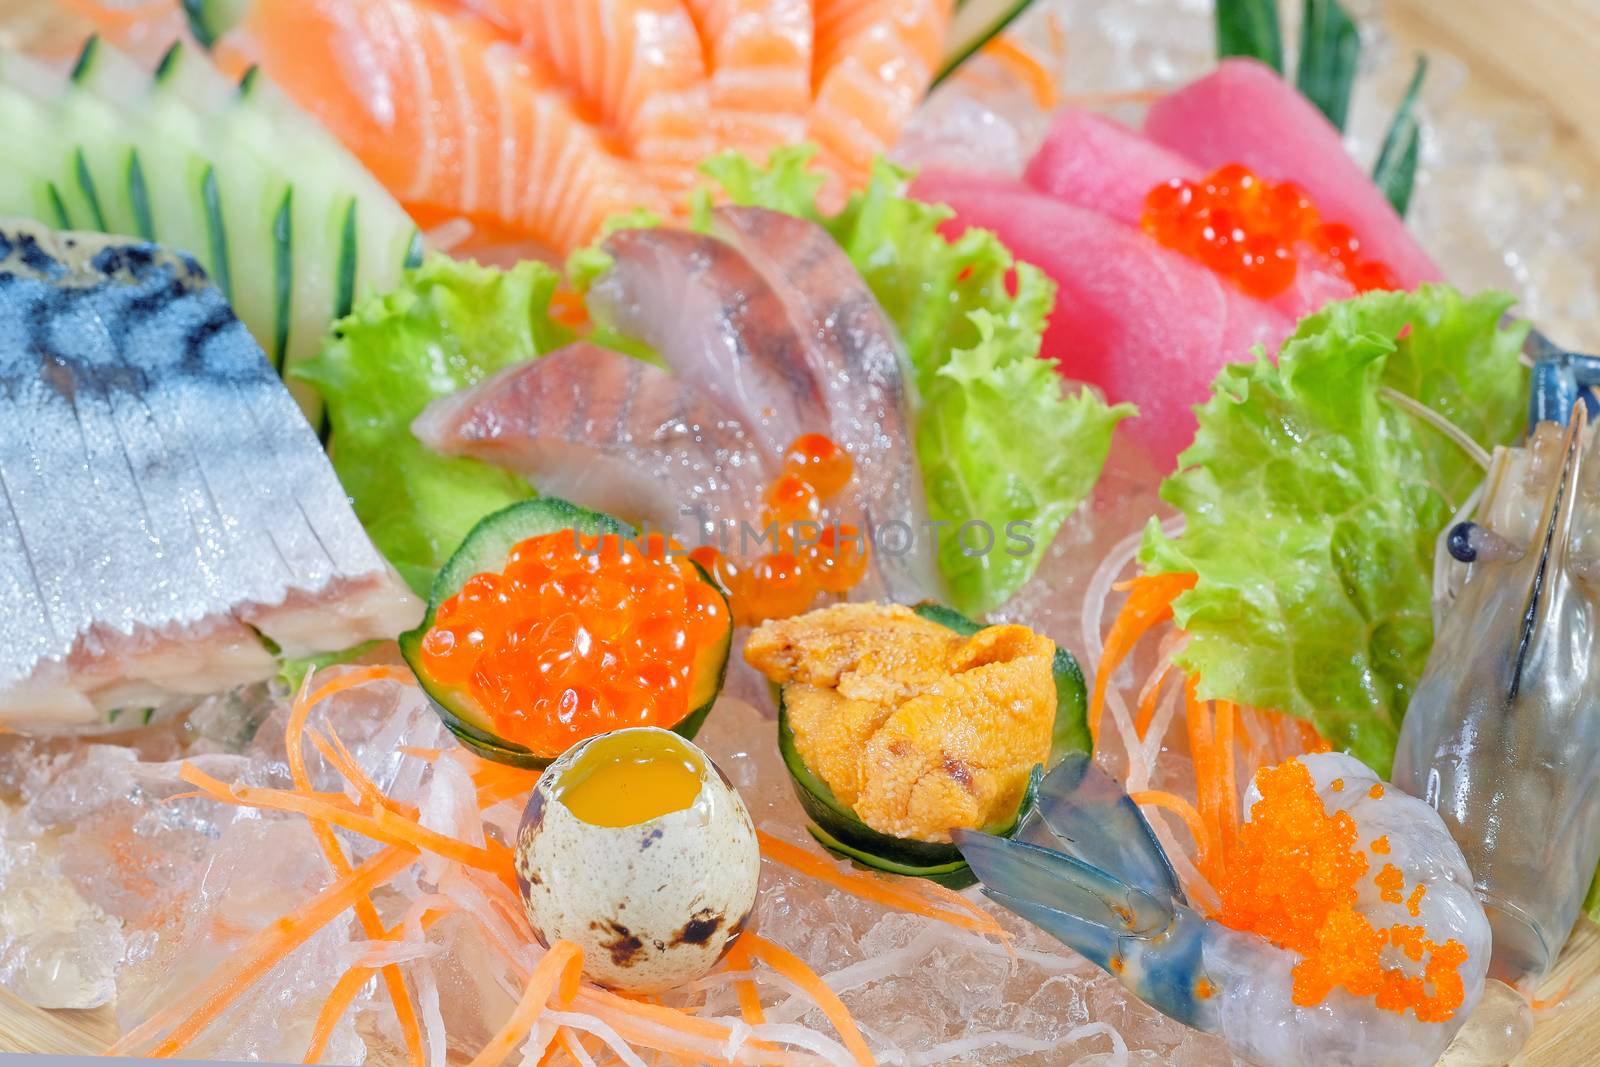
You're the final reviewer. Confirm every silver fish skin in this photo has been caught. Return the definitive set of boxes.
[412,341,771,539]
[712,206,945,603]
[1394,410,1600,987]
[587,226,833,456]
[0,220,418,727]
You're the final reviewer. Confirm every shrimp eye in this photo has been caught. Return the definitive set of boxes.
[1447,522,1478,563]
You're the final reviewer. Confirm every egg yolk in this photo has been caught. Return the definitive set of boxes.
[560,732,703,828]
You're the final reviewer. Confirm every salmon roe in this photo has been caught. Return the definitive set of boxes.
[1141,164,1402,299]
[1213,759,1470,1023]
[697,433,870,626]
[416,530,726,757]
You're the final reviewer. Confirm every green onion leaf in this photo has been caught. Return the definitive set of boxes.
[1373,56,1427,217]
[1215,0,1284,72]
[1296,0,1361,130]
[933,0,1037,88]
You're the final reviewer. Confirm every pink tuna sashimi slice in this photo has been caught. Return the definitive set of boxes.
[1024,108,1356,321]
[1025,109,1201,225]
[1144,57,1443,288]
[910,170,1293,469]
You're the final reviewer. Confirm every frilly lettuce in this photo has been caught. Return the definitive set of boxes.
[647,147,1131,614]
[306,148,1129,613]
[295,255,573,594]
[1141,285,1527,774]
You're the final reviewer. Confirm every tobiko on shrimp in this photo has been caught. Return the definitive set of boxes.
[956,753,1491,1067]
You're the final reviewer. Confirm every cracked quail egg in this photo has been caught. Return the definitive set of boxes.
[514,726,761,993]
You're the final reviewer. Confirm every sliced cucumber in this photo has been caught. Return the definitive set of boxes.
[776,602,1084,883]
[0,36,420,428]
[182,0,250,49]
[399,498,734,769]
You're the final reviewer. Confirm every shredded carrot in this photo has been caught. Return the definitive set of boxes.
[1532,974,1577,1013]
[1045,11,1068,60]
[1090,572,1196,749]
[303,907,452,1063]
[304,961,376,1063]
[1183,678,1223,878]
[981,36,1057,111]
[1130,791,1216,873]
[399,745,444,762]
[755,830,1003,938]
[106,846,416,1057]
[179,764,514,884]
[1133,657,1176,740]
[471,759,544,809]
[743,934,876,1066]
[470,923,746,1064]
[469,941,584,1067]
[554,1029,592,1066]
[1214,700,1239,854]
[1298,720,1333,754]
[576,986,735,1042]
[724,937,767,1027]
[549,289,590,330]
[308,727,417,817]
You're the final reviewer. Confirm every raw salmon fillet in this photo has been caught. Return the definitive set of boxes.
[213,0,953,253]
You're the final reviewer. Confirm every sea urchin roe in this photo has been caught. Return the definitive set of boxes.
[1213,759,1469,1022]
[1141,164,1401,299]
[417,531,726,757]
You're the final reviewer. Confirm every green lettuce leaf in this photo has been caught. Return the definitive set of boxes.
[1141,286,1527,775]
[295,255,573,594]
[645,147,1132,614]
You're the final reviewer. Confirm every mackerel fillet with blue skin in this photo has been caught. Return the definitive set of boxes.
[0,219,418,727]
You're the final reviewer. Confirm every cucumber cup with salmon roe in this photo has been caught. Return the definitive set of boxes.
[399,498,732,768]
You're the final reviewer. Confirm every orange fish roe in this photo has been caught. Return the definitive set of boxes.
[1407,885,1428,919]
[1330,778,1344,792]
[1213,760,1470,1021]
[1371,835,1391,855]
[417,531,727,757]
[1375,863,1405,905]
[1141,164,1401,299]
[697,434,869,626]
[1369,783,1386,799]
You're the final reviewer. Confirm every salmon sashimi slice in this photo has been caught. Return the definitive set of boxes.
[587,226,834,454]
[218,0,665,257]
[682,0,813,157]
[412,342,771,539]
[910,172,1294,471]
[500,0,713,193]
[208,0,953,251]
[711,205,943,603]
[808,0,950,188]
[0,221,418,727]
[1144,58,1444,289]
[1025,108,1357,321]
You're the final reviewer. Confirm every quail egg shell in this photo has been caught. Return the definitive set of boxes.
[515,726,761,993]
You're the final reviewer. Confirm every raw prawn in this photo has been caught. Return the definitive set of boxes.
[955,752,1490,1067]
[1396,346,1600,988]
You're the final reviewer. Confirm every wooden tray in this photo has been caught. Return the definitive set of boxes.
[2,0,1599,1062]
